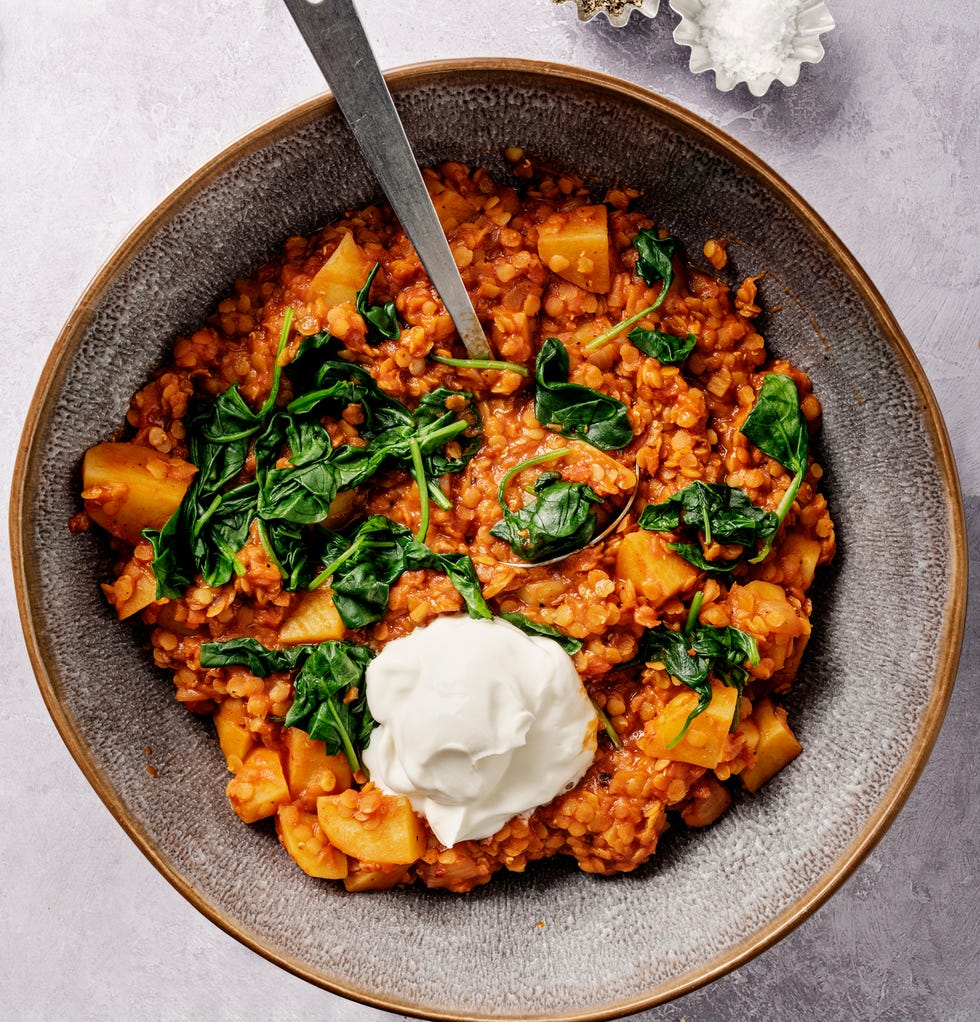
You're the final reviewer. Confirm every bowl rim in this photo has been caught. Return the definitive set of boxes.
[9,57,968,1022]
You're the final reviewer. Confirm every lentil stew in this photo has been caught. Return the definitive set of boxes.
[73,153,835,893]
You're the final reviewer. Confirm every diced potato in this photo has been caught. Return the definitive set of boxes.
[82,443,196,545]
[426,179,477,234]
[729,580,811,674]
[490,307,535,355]
[226,747,290,824]
[616,530,699,604]
[101,554,159,619]
[680,776,733,828]
[214,698,255,771]
[317,789,425,865]
[305,231,373,306]
[740,698,802,793]
[536,205,611,293]
[781,532,822,589]
[321,488,359,530]
[640,681,739,769]
[280,585,345,645]
[343,865,411,892]
[283,727,352,798]
[276,805,348,879]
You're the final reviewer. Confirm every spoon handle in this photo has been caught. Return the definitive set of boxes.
[282,0,491,359]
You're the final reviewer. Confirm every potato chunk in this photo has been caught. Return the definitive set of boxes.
[276,805,348,879]
[226,747,290,824]
[343,864,411,892]
[639,681,739,769]
[317,787,425,865]
[680,776,733,828]
[537,205,611,293]
[729,580,811,675]
[283,727,352,799]
[426,179,477,234]
[82,443,196,545]
[740,698,802,793]
[781,532,822,589]
[279,585,345,645]
[306,231,373,307]
[214,698,255,772]
[101,553,159,620]
[616,530,699,604]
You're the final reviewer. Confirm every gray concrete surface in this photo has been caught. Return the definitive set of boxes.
[2,2,977,1020]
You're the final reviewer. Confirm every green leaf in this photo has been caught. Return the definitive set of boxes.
[632,621,759,744]
[627,327,696,365]
[200,636,376,773]
[584,231,679,353]
[285,641,377,772]
[534,337,632,450]
[355,263,401,343]
[499,612,583,654]
[146,311,296,596]
[632,230,677,296]
[311,515,491,626]
[491,467,602,563]
[199,636,307,676]
[739,373,809,562]
[638,480,780,571]
[740,374,808,477]
[665,542,739,575]
[413,387,482,476]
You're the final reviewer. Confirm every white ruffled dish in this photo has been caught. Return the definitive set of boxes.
[566,0,660,28]
[669,0,835,96]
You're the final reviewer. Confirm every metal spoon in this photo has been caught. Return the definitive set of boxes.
[282,0,492,359]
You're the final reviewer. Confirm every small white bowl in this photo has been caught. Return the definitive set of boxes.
[565,0,660,28]
[669,0,835,96]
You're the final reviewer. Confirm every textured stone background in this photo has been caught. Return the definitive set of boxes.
[2,1,977,1020]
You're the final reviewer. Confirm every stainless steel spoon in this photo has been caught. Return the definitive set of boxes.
[282,0,492,359]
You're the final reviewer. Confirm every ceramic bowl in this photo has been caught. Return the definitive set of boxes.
[11,60,966,1022]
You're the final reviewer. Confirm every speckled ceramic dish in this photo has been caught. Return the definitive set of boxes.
[11,61,966,1021]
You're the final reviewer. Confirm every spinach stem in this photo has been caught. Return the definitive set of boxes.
[259,306,294,418]
[407,436,430,542]
[326,699,362,775]
[583,288,669,353]
[427,478,452,511]
[684,591,704,635]
[308,532,367,591]
[431,353,529,377]
[256,518,287,582]
[749,468,804,564]
[497,448,570,508]
[591,698,623,751]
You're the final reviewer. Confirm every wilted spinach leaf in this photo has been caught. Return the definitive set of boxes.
[584,230,680,354]
[310,515,491,627]
[633,621,759,745]
[355,263,401,344]
[145,310,296,597]
[632,230,677,297]
[534,337,632,450]
[491,463,602,563]
[638,479,780,572]
[285,641,377,772]
[739,373,808,562]
[627,327,697,365]
[200,636,375,773]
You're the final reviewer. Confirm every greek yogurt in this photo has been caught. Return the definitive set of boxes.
[362,614,597,846]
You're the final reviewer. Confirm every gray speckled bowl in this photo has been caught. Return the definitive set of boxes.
[11,61,966,1021]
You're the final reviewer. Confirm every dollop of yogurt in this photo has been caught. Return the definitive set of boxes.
[362,615,598,847]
